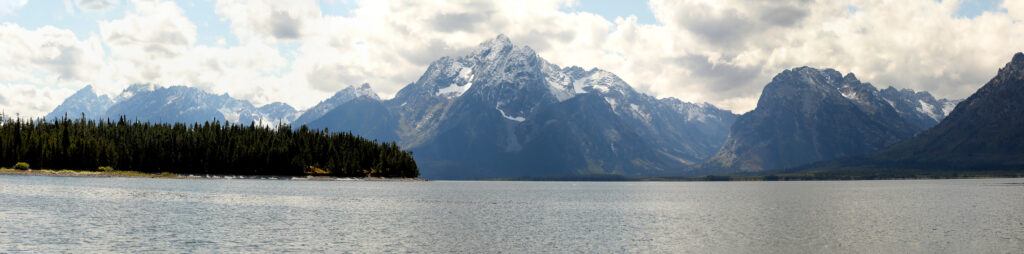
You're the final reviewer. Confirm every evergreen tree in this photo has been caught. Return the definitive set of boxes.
[0,114,418,178]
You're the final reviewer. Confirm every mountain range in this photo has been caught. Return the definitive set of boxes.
[794,52,1024,174]
[696,67,958,173]
[303,35,739,179]
[47,84,300,125]
[46,34,978,179]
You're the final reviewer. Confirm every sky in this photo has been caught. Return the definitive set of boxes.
[0,0,1022,118]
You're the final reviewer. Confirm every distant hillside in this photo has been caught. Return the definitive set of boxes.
[793,52,1024,174]
[696,67,951,174]
[47,84,301,125]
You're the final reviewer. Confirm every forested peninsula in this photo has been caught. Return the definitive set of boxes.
[0,114,419,178]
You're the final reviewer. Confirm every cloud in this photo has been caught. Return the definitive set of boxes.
[201,0,1024,112]
[268,11,302,39]
[0,83,75,118]
[283,0,606,97]
[76,0,120,11]
[0,23,106,84]
[92,0,298,108]
[1005,0,1024,20]
[100,0,196,60]
[619,0,1024,111]
[215,0,321,41]
[3,0,1023,118]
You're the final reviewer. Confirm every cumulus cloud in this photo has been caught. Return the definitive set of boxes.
[286,0,608,97]
[0,83,75,119]
[3,0,1023,118]
[0,23,105,84]
[94,0,297,105]
[628,0,1024,110]
[1005,0,1024,20]
[215,0,321,42]
[100,0,195,61]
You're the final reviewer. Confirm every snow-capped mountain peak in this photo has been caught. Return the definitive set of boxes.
[352,83,380,100]
[45,85,115,120]
[472,34,516,60]
[118,83,156,101]
[291,83,379,126]
[878,86,961,129]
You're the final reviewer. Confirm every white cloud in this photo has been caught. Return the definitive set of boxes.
[0,83,75,119]
[286,0,608,97]
[272,0,1022,112]
[622,0,1024,111]
[1005,0,1024,20]
[215,0,322,42]
[0,23,106,85]
[3,0,1023,118]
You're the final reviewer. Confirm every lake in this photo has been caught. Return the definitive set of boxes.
[1,175,1022,253]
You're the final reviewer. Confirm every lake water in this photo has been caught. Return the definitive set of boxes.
[1,175,1022,253]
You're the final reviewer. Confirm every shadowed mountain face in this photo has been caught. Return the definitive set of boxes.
[292,83,379,127]
[305,35,738,179]
[306,97,399,143]
[698,67,934,173]
[867,53,1024,168]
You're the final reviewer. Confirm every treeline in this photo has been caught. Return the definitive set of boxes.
[0,114,418,177]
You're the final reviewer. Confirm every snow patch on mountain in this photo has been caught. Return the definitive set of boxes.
[917,99,942,122]
[496,103,525,122]
[543,63,574,102]
[435,65,474,98]
[572,79,588,94]
[629,103,651,123]
[941,100,957,116]
[218,107,241,123]
[604,97,618,112]
[841,90,857,100]
[437,82,472,97]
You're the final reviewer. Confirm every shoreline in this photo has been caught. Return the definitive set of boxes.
[0,168,426,182]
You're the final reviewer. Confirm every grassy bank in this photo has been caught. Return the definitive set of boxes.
[0,167,180,178]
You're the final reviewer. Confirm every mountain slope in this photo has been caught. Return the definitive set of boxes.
[699,67,925,173]
[257,102,302,126]
[45,85,114,120]
[878,87,960,130]
[867,52,1024,168]
[306,97,399,142]
[292,83,379,126]
[53,84,300,125]
[300,35,737,179]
